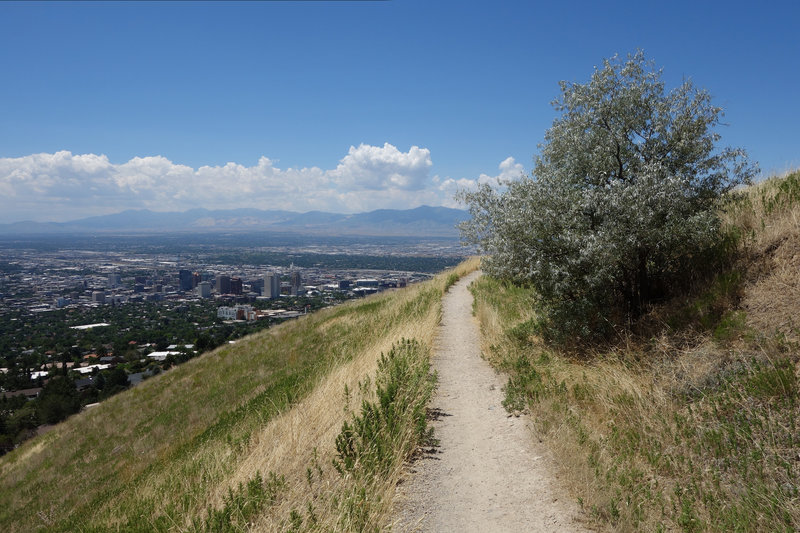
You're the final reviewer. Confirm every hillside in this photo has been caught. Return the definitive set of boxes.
[0,259,478,531]
[2,173,798,532]
[469,170,800,531]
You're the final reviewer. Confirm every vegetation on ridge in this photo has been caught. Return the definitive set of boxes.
[471,170,800,531]
[459,50,757,342]
[460,50,796,531]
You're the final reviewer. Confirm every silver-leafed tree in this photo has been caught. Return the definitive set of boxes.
[459,51,757,341]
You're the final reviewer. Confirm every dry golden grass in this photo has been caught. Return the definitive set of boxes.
[240,257,479,531]
[473,277,800,530]
[473,281,663,528]
[470,173,800,531]
[0,258,479,532]
[727,170,800,341]
[219,300,437,531]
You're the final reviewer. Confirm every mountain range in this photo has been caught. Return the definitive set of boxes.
[0,206,470,237]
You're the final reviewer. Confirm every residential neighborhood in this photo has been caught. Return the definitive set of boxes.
[0,240,449,454]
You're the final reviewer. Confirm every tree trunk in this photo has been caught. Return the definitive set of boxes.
[634,250,649,319]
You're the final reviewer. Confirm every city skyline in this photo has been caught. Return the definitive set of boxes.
[1,1,798,223]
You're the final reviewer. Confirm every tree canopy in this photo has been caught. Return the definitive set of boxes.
[459,51,757,340]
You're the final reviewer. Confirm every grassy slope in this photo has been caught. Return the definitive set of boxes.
[470,171,800,532]
[0,258,479,532]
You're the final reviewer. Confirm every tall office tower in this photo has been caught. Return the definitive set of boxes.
[216,275,231,294]
[197,281,211,298]
[230,277,243,295]
[179,269,193,291]
[107,273,122,288]
[192,272,201,288]
[252,278,264,295]
[263,272,280,299]
[290,271,302,296]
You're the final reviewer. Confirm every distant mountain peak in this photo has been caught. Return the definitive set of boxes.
[0,206,469,237]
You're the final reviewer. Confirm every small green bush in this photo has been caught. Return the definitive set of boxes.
[444,272,460,292]
[763,170,800,215]
[196,471,286,532]
[333,339,434,479]
[331,339,435,531]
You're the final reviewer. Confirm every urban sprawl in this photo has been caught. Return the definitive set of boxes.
[0,246,435,452]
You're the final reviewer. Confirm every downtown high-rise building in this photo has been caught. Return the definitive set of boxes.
[263,272,280,299]
[230,277,243,295]
[216,275,231,295]
[197,281,211,298]
[290,271,302,296]
[179,269,193,292]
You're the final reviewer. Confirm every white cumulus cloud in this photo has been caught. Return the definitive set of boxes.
[0,145,521,223]
[329,143,432,190]
[437,156,526,208]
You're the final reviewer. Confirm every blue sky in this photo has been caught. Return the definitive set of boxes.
[0,0,798,223]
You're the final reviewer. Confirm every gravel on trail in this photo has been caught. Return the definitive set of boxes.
[393,271,592,532]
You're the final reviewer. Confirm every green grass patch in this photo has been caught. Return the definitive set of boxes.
[762,170,800,215]
[196,471,287,532]
[444,272,460,291]
[331,339,435,531]
[666,270,744,334]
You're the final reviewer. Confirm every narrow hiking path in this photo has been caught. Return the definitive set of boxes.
[394,271,592,532]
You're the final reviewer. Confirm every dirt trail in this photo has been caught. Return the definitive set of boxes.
[394,271,591,532]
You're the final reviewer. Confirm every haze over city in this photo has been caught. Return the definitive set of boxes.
[1,0,798,223]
